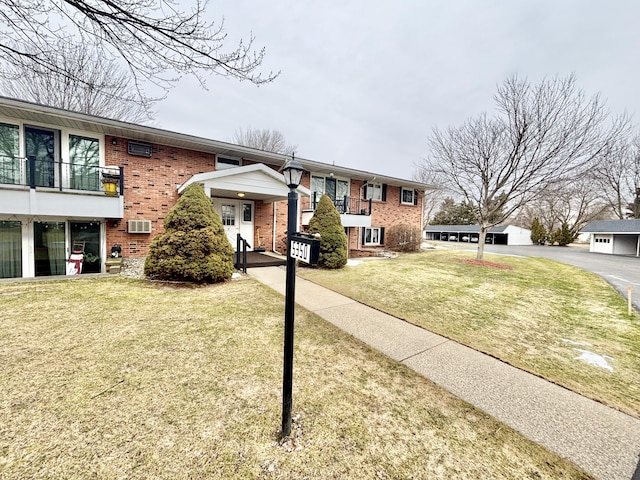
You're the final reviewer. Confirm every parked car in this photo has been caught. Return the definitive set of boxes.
[470,236,479,243]
[461,235,469,242]
[449,235,458,241]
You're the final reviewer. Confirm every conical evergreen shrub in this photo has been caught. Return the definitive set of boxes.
[307,194,348,269]
[551,222,573,246]
[144,183,234,282]
[530,217,547,245]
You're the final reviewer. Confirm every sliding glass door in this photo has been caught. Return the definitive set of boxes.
[70,222,101,273]
[0,220,22,278]
[34,222,66,276]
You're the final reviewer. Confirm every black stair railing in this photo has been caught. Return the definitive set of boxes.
[235,233,251,273]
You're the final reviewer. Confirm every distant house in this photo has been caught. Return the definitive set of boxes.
[580,219,640,256]
[424,224,532,246]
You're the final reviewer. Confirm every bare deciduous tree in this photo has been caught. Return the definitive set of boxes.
[0,44,155,122]
[592,136,640,219]
[0,0,277,99]
[232,128,296,155]
[518,173,610,241]
[413,165,448,226]
[421,74,628,260]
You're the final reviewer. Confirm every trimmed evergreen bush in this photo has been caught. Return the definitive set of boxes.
[386,224,422,252]
[530,217,547,245]
[550,223,573,246]
[307,194,348,269]
[144,183,234,282]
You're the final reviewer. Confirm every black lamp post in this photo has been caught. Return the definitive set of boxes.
[281,155,304,437]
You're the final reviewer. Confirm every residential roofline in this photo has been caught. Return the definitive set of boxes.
[0,95,434,190]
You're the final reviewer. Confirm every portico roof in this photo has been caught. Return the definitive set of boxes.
[177,164,310,202]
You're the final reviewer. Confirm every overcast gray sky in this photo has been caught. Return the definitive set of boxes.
[155,1,640,180]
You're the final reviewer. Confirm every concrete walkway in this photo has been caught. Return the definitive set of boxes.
[249,266,640,480]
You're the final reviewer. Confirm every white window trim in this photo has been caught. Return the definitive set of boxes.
[67,129,105,166]
[241,202,253,224]
[401,187,415,205]
[216,155,242,170]
[311,173,350,194]
[364,227,382,246]
[366,182,383,201]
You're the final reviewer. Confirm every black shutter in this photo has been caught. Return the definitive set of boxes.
[380,227,385,245]
[381,184,387,201]
[363,184,368,200]
[414,189,418,206]
[362,227,366,246]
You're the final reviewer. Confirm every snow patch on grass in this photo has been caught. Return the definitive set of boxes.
[561,338,592,347]
[574,349,614,372]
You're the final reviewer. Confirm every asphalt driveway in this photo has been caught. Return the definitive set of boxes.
[441,242,640,312]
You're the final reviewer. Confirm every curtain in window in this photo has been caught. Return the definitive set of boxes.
[310,176,324,207]
[43,223,66,275]
[0,221,22,278]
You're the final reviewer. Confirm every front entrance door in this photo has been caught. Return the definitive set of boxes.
[212,199,254,250]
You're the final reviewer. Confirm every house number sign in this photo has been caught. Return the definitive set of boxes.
[289,234,320,265]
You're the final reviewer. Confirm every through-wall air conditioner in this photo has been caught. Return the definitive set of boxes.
[128,219,152,234]
[127,141,152,157]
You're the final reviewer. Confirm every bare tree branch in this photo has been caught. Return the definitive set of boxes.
[0,42,156,122]
[591,135,640,219]
[232,127,296,155]
[0,0,277,99]
[420,74,629,260]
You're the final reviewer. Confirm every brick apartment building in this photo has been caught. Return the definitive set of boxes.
[0,96,428,278]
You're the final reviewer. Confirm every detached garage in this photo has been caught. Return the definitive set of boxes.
[581,219,640,256]
[424,224,533,246]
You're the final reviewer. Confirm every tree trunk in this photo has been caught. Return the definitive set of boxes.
[476,225,488,260]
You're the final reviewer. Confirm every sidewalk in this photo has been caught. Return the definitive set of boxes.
[249,266,640,480]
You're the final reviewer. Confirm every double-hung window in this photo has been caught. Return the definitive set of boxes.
[401,187,418,205]
[363,227,384,246]
[365,182,386,202]
[311,174,349,211]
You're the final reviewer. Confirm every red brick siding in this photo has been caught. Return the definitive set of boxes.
[349,183,423,256]
[105,136,215,257]
[104,137,423,259]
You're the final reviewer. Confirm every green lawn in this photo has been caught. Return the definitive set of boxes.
[0,277,591,479]
[299,249,640,418]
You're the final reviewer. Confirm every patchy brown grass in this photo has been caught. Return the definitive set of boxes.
[301,249,640,418]
[458,258,513,269]
[0,277,591,479]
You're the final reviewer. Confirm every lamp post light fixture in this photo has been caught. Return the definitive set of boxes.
[281,155,304,437]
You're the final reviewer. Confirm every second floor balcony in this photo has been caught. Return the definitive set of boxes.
[0,155,123,194]
[301,192,372,228]
[0,156,124,219]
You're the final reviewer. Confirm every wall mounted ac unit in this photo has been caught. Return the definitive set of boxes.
[128,141,152,157]
[128,219,152,234]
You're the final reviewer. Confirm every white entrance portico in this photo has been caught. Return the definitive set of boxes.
[178,164,310,250]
